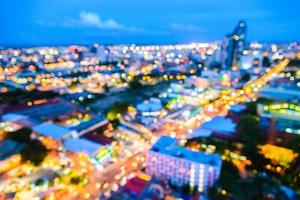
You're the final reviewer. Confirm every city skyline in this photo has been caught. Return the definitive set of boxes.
[0,1,299,199]
[1,0,300,46]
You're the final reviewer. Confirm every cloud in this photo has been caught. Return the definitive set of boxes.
[79,11,123,29]
[36,11,168,36]
[170,23,204,32]
[64,12,168,35]
[63,11,123,29]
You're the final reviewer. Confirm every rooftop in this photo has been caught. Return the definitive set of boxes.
[63,138,102,156]
[1,113,27,122]
[0,140,25,160]
[188,127,212,138]
[123,176,149,196]
[33,122,73,139]
[229,104,246,113]
[150,136,221,167]
[201,116,236,134]
[81,132,113,145]
[136,98,162,113]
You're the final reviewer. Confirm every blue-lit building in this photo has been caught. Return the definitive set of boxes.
[224,21,247,69]
[258,103,300,135]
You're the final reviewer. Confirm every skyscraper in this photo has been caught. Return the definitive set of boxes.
[224,21,247,69]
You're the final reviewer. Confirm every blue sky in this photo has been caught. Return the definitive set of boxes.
[1,0,299,45]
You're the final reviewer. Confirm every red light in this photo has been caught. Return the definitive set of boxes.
[181,57,189,63]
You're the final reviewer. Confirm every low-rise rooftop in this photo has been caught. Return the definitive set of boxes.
[33,122,74,139]
[150,136,221,167]
[201,116,236,134]
[63,138,102,156]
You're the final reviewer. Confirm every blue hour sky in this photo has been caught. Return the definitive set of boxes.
[1,0,299,46]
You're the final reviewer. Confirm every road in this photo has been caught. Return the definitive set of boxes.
[96,59,290,198]
[0,59,289,199]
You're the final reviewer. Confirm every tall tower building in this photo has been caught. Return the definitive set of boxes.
[224,21,247,69]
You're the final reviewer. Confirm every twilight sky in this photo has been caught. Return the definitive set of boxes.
[1,0,299,46]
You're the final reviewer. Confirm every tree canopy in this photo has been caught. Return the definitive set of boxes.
[129,79,142,90]
[20,140,48,166]
[237,115,265,145]
[5,128,48,166]
[106,102,129,121]
[5,128,32,143]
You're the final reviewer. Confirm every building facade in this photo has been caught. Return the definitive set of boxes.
[224,21,247,69]
[258,103,300,135]
[146,136,222,192]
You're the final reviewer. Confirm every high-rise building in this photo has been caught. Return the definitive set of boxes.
[146,136,222,192]
[224,21,247,69]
